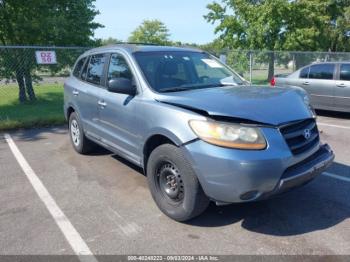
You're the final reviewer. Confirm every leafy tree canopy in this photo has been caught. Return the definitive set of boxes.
[285,0,350,52]
[101,37,122,46]
[128,19,170,45]
[204,0,350,80]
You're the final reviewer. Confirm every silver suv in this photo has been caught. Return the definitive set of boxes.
[272,62,350,112]
[64,45,334,221]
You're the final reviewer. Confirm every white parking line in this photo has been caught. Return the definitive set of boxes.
[318,122,350,130]
[4,134,97,262]
[322,172,350,183]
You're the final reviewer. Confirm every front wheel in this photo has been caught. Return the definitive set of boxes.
[147,144,209,222]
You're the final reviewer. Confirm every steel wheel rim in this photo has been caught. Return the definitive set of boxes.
[70,119,80,147]
[156,161,184,203]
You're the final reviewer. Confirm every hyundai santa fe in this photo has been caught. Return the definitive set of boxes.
[64,44,334,221]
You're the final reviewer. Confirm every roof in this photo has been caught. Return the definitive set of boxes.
[83,44,203,56]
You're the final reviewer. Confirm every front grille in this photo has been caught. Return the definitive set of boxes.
[280,119,320,155]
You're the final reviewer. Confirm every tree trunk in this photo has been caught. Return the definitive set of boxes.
[24,68,36,101]
[267,51,275,82]
[16,69,26,103]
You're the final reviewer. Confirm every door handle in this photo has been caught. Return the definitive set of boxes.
[98,100,107,108]
[302,81,310,86]
[72,90,79,96]
[337,83,346,87]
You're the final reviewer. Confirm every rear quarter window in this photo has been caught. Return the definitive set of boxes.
[73,57,87,78]
[308,64,335,80]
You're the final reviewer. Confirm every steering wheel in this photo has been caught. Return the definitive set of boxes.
[199,76,210,83]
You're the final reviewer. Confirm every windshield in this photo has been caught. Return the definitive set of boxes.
[133,51,246,92]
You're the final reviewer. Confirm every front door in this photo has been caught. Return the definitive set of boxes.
[98,53,141,164]
[335,64,350,111]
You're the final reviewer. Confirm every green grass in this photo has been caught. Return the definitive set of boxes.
[0,84,65,130]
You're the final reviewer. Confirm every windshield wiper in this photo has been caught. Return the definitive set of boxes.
[160,82,239,93]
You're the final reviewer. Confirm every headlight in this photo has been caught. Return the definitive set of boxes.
[303,95,310,106]
[189,120,267,149]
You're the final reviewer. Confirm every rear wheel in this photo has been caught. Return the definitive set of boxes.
[147,144,209,221]
[69,112,95,154]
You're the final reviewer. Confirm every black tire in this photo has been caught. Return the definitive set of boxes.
[69,112,95,154]
[147,144,209,222]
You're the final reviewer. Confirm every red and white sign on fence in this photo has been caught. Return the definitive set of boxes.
[35,51,57,64]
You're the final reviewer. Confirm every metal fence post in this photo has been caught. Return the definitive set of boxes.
[292,53,296,72]
[249,51,253,85]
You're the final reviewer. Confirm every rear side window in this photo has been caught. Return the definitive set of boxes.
[299,67,309,78]
[340,64,350,81]
[73,57,87,78]
[308,64,334,80]
[81,57,89,80]
[86,54,106,85]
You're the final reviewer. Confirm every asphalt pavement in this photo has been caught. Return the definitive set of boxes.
[0,111,349,257]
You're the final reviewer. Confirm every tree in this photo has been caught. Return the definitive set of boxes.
[285,0,350,52]
[205,0,290,81]
[101,37,122,46]
[128,20,170,45]
[0,0,102,103]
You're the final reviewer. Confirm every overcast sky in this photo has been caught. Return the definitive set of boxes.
[94,0,217,44]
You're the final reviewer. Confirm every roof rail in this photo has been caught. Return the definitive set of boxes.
[114,42,163,46]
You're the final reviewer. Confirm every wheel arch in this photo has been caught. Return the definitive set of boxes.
[142,134,178,174]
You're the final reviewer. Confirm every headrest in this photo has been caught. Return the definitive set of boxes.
[162,61,178,75]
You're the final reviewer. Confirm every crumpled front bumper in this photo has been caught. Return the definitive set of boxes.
[182,135,334,204]
[260,143,334,200]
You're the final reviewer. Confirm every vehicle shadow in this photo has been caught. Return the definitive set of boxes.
[110,153,144,175]
[187,161,350,236]
[5,125,67,142]
[316,109,350,119]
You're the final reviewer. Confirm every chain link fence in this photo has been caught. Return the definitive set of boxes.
[0,46,89,100]
[0,45,350,129]
[0,46,89,129]
[216,50,350,85]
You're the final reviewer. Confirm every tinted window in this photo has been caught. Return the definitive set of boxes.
[86,54,106,85]
[107,54,133,82]
[299,67,309,78]
[308,64,334,80]
[340,64,350,81]
[73,57,87,78]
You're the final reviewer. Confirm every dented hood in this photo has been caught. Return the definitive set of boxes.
[155,85,314,126]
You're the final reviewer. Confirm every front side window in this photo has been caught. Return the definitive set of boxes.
[133,51,245,92]
[107,54,133,82]
[73,57,87,78]
[340,64,350,81]
[86,54,106,85]
[308,64,334,80]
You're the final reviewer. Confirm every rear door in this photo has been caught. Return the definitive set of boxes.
[304,63,336,109]
[334,63,350,112]
[76,53,107,137]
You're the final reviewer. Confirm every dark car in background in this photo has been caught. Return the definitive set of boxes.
[272,62,350,112]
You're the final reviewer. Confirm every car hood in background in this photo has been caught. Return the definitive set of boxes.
[155,85,314,126]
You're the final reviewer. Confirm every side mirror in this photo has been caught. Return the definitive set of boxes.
[108,78,136,96]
